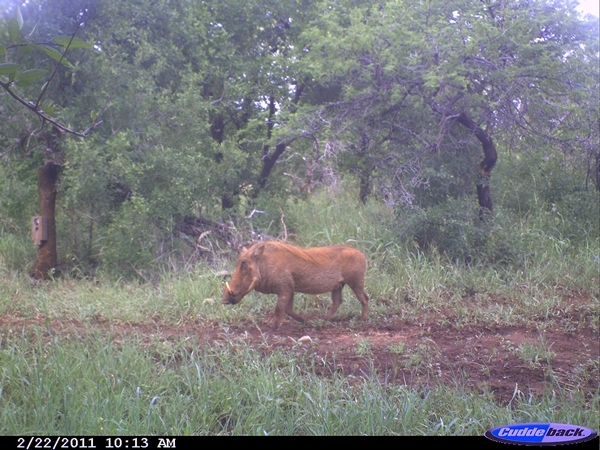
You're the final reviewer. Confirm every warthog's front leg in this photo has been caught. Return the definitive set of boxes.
[325,286,344,320]
[273,293,305,329]
[285,294,305,323]
[273,292,294,329]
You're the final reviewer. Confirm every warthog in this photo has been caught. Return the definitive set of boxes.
[222,241,369,329]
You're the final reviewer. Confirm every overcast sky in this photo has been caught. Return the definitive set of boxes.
[1,0,599,16]
[577,0,599,17]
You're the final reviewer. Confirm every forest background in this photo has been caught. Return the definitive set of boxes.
[0,0,597,279]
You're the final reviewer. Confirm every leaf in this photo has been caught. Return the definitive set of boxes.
[8,7,24,42]
[15,79,33,87]
[42,100,56,116]
[303,391,315,404]
[16,6,24,30]
[15,69,48,85]
[31,44,71,67]
[0,63,21,76]
[54,36,92,49]
[17,44,33,54]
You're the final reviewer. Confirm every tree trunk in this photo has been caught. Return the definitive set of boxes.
[359,175,371,204]
[256,97,282,191]
[595,152,600,191]
[33,161,60,280]
[455,113,497,216]
[256,88,305,195]
[258,142,287,191]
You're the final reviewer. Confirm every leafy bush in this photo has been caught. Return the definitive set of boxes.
[495,149,599,242]
[0,231,35,273]
[395,198,517,265]
[97,196,157,278]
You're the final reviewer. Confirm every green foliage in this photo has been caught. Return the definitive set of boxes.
[98,196,156,278]
[7,5,23,43]
[0,4,90,105]
[399,198,486,263]
[497,149,599,242]
[299,0,598,211]
[283,183,398,253]
[0,161,38,227]
[0,232,35,273]
[0,0,598,278]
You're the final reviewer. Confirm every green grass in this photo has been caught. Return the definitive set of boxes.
[0,329,597,435]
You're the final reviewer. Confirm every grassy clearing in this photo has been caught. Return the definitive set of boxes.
[1,247,596,334]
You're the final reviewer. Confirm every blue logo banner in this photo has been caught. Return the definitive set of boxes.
[485,423,597,445]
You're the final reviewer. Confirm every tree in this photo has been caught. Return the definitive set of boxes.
[195,0,321,206]
[48,0,323,274]
[298,0,599,214]
[1,3,97,279]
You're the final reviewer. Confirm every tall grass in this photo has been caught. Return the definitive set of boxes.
[0,271,267,327]
[1,329,597,435]
[281,187,598,327]
[0,231,35,274]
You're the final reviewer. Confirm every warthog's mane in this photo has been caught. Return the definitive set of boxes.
[250,241,346,266]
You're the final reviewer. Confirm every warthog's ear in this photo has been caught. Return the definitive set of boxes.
[251,244,265,258]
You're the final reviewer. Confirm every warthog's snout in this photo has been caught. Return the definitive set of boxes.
[221,282,236,304]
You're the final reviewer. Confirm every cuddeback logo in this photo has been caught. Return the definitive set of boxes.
[485,423,598,445]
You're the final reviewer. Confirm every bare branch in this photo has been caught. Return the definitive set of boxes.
[35,19,84,109]
[0,79,100,137]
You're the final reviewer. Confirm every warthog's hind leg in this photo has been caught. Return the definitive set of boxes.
[349,283,369,320]
[273,294,287,329]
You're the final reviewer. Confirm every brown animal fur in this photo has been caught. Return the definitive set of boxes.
[222,241,369,329]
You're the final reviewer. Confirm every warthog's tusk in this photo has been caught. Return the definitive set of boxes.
[247,277,259,293]
[225,281,232,294]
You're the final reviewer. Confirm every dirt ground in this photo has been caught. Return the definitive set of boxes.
[1,295,597,405]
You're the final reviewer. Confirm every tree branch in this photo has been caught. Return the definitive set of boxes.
[0,12,103,138]
[35,20,83,109]
[0,79,101,137]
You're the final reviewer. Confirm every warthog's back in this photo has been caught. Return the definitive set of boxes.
[251,242,366,295]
